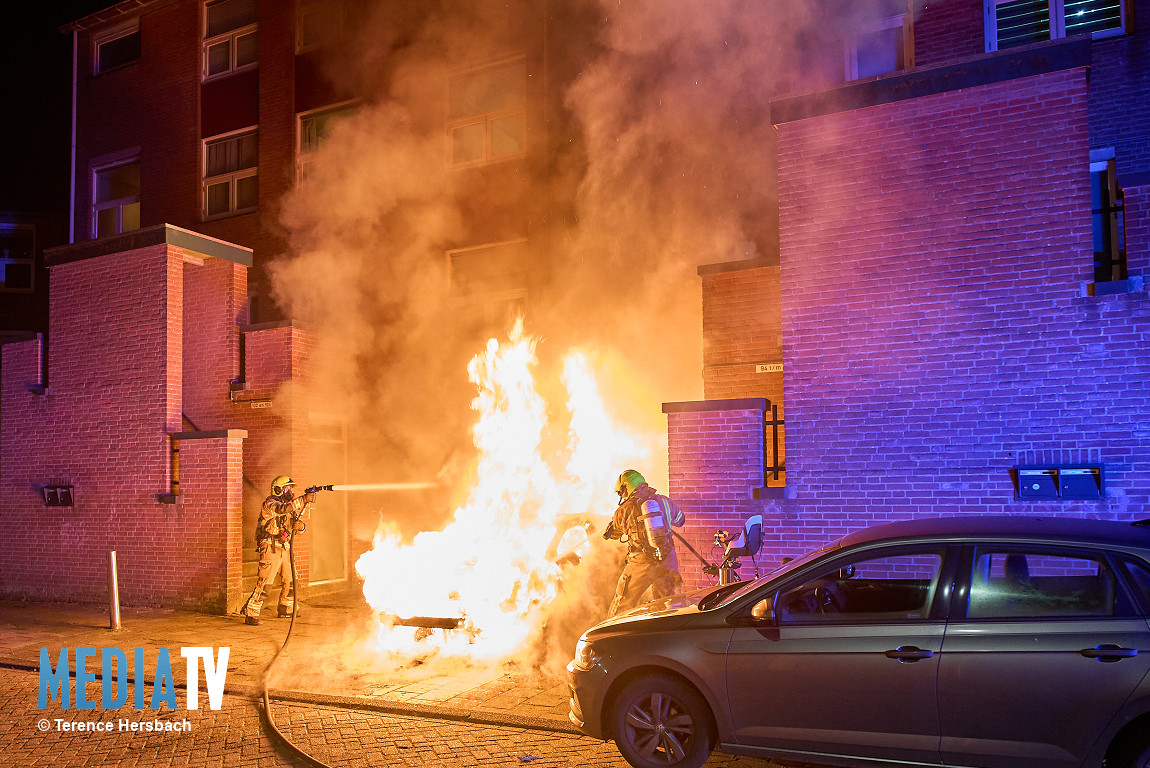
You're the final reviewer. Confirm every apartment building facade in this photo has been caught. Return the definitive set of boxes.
[1,0,596,607]
[669,0,1150,589]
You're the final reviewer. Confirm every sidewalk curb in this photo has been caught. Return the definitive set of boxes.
[268,688,581,735]
[1,659,581,736]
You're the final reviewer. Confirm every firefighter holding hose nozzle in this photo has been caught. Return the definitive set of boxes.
[241,475,316,625]
[604,469,685,617]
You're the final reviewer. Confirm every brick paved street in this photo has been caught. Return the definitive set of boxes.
[1,666,801,768]
[0,597,822,767]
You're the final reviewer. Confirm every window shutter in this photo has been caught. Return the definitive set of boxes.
[995,0,1051,49]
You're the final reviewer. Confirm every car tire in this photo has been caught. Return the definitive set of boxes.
[611,674,715,768]
[1112,733,1150,768]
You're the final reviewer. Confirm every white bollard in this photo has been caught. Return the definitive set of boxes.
[108,550,121,630]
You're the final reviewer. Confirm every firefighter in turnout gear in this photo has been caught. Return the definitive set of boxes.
[241,475,314,625]
[604,469,685,616]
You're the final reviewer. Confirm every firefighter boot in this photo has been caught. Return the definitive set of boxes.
[277,606,293,618]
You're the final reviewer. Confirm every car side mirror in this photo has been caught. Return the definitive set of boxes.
[750,597,775,623]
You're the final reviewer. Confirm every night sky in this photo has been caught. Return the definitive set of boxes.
[1,1,121,213]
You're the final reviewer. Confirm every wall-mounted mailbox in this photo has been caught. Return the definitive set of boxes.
[40,485,74,507]
[1018,469,1058,499]
[1016,466,1104,500]
[1060,467,1103,499]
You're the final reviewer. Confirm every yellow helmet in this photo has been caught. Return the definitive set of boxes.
[616,469,646,500]
[270,475,295,496]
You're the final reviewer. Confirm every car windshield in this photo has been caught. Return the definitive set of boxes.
[703,541,842,610]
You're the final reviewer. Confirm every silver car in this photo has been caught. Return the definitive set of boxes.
[567,516,1150,768]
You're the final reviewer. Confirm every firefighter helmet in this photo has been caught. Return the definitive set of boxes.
[270,475,295,496]
[616,469,646,500]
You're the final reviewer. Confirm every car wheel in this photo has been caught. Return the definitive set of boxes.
[1112,733,1150,768]
[611,674,715,768]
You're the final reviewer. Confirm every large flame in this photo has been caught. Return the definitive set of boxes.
[355,319,649,660]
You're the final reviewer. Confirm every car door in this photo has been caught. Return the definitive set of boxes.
[724,544,954,765]
[938,544,1150,768]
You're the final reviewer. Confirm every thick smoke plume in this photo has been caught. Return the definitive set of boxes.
[269,0,839,672]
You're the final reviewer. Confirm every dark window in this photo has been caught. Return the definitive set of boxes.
[1118,558,1150,613]
[777,549,946,624]
[1064,0,1125,36]
[988,0,1126,51]
[206,0,257,38]
[968,549,1121,619]
[93,161,141,238]
[96,30,141,73]
[447,59,527,166]
[204,0,258,79]
[994,0,1051,49]
[203,130,258,218]
[1091,157,1127,283]
[0,227,35,292]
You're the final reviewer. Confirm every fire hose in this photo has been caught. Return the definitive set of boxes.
[258,485,337,768]
[256,481,441,765]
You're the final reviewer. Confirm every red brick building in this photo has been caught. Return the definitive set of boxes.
[4,0,1148,606]
[1,0,592,608]
[0,225,317,610]
[670,1,1150,589]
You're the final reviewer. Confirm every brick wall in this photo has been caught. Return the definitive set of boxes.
[913,0,984,68]
[175,430,247,612]
[664,401,768,591]
[182,254,247,427]
[1086,4,1150,179]
[675,65,1150,579]
[76,1,200,239]
[0,229,310,610]
[228,322,317,591]
[776,64,1150,529]
[0,244,183,604]
[700,260,784,403]
[73,0,298,322]
[1127,186,1150,274]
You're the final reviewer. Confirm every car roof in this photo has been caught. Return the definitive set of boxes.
[837,515,1150,550]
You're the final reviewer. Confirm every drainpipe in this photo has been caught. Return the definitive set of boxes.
[69,26,78,244]
[158,435,179,504]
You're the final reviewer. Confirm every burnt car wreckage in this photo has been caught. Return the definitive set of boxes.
[567,516,1150,768]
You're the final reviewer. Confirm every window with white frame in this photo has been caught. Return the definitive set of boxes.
[203,129,258,219]
[203,0,258,80]
[0,225,35,293]
[297,102,358,181]
[985,0,1126,51]
[93,20,141,75]
[837,0,915,81]
[446,240,529,329]
[447,57,527,167]
[447,239,529,297]
[846,11,912,80]
[92,158,141,238]
[296,0,346,52]
[1091,151,1127,283]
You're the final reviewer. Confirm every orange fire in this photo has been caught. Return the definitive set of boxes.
[355,319,652,660]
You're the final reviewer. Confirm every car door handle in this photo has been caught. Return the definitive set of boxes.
[1081,644,1139,662]
[884,645,934,662]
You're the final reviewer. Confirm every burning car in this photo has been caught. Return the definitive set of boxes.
[567,515,1150,768]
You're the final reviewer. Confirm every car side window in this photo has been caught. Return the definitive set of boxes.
[967,549,1118,619]
[1117,558,1150,614]
[776,550,945,624]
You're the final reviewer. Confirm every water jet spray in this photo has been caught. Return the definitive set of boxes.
[306,482,437,493]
